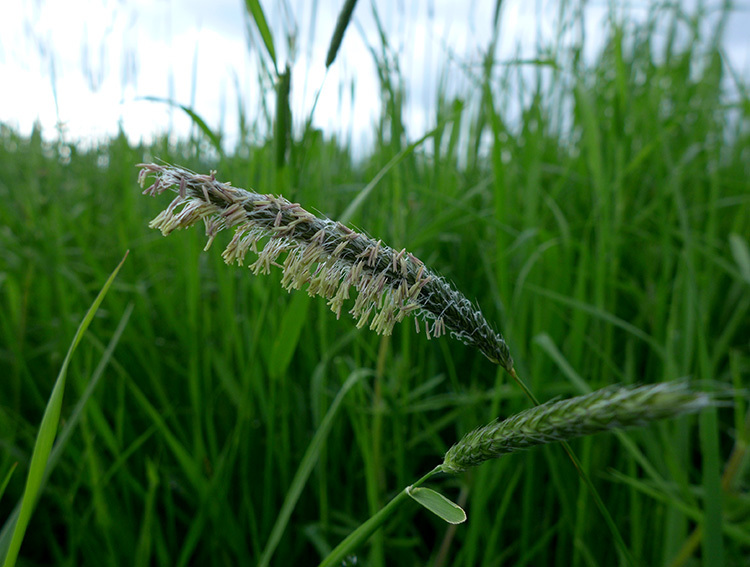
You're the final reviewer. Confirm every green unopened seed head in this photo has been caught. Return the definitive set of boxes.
[441,382,723,474]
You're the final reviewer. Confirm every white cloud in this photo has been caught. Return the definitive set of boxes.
[1,0,747,152]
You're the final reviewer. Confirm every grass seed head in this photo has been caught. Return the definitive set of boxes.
[138,163,513,370]
[441,382,724,474]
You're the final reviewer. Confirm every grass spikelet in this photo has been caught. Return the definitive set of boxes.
[441,382,724,474]
[138,163,513,370]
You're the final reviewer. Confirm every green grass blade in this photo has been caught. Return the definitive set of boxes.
[608,469,750,546]
[0,464,17,504]
[1,251,128,567]
[258,370,364,567]
[45,302,134,473]
[0,302,133,556]
[274,64,292,170]
[526,284,666,360]
[532,334,592,395]
[700,407,725,564]
[325,0,359,68]
[268,291,311,380]
[134,459,160,567]
[244,0,277,73]
[338,122,448,225]
[139,96,223,155]
[728,233,750,284]
[124,378,205,493]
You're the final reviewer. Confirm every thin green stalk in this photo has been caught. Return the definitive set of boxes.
[318,466,442,567]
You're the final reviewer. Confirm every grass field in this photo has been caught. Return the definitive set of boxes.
[1,1,749,565]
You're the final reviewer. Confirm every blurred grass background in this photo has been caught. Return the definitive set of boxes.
[1,0,749,565]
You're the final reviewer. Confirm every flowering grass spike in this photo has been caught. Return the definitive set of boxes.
[138,163,513,371]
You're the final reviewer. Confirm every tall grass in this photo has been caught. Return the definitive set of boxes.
[0,1,749,565]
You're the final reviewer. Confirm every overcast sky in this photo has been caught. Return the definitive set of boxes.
[1,0,748,153]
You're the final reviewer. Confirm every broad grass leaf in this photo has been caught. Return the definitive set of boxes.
[407,486,466,525]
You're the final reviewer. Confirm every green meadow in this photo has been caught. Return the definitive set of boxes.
[1,2,749,565]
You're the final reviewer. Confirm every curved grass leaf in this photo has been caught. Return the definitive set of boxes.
[338,121,450,225]
[244,0,277,73]
[325,0,359,68]
[0,251,128,567]
[0,301,134,559]
[274,64,292,170]
[139,96,223,156]
[0,465,17,504]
